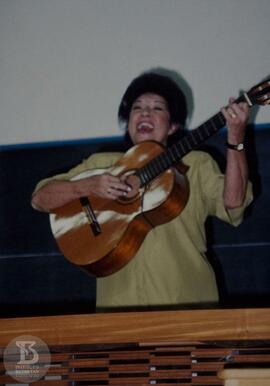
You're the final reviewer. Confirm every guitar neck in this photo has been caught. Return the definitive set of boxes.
[137,94,246,187]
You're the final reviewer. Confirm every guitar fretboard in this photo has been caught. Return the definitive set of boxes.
[136,94,246,187]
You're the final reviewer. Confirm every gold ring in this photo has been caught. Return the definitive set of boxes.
[230,112,237,119]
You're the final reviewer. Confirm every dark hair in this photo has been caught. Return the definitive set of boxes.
[118,72,187,129]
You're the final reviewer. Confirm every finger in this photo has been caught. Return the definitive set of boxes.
[228,108,237,119]
[230,103,250,123]
[112,182,131,193]
[228,97,249,114]
[238,101,250,113]
[106,187,126,199]
[106,187,116,198]
[106,176,132,193]
[107,186,130,198]
[221,107,235,121]
[224,104,241,120]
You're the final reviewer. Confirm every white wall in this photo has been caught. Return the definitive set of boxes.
[0,0,269,145]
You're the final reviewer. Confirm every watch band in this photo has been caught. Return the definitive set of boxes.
[226,142,244,151]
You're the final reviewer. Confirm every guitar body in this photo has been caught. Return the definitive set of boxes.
[50,141,189,277]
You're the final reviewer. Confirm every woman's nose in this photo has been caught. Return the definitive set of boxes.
[141,106,151,115]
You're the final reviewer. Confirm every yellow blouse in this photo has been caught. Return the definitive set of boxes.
[34,150,253,310]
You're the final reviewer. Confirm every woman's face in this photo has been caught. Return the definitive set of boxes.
[127,93,178,145]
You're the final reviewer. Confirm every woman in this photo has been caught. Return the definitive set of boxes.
[32,72,252,310]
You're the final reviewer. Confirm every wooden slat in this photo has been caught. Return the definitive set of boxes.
[192,361,226,371]
[234,354,270,363]
[32,382,69,386]
[0,308,270,347]
[108,364,149,372]
[68,357,109,367]
[150,356,191,365]
[192,376,223,385]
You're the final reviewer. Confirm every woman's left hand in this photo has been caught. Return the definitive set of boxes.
[221,97,250,144]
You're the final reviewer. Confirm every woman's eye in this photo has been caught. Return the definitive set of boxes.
[131,104,165,112]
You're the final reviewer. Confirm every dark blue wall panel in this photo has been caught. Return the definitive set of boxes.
[0,125,269,317]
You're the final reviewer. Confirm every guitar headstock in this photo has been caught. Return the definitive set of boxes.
[246,78,270,106]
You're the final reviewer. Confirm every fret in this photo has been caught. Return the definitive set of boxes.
[156,155,168,175]
[200,125,210,140]
[149,158,163,177]
[152,155,164,175]
[202,123,211,137]
[157,157,166,173]
[150,164,157,178]
[189,131,199,147]
[209,118,218,132]
[144,167,153,183]
[142,168,151,184]
[177,140,186,155]
[168,146,176,162]
[195,128,204,141]
[167,147,178,163]
[170,145,181,162]
[139,169,148,185]
[160,153,171,170]
[164,149,173,168]
[205,120,213,134]
[151,158,162,175]
[216,112,226,126]
[183,136,193,152]
[159,153,172,172]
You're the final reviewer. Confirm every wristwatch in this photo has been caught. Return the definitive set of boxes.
[226,142,244,151]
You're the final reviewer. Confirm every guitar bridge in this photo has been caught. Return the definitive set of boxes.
[80,197,101,236]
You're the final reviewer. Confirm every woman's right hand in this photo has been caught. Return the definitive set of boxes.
[77,173,131,199]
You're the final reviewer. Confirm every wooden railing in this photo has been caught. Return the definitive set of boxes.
[0,308,270,385]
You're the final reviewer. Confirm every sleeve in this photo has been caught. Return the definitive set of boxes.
[32,152,123,195]
[32,157,94,195]
[199,152,253,226]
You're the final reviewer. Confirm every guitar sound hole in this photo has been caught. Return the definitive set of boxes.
[118,172,141,204]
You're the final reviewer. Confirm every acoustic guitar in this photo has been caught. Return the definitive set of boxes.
[50,78,270,277]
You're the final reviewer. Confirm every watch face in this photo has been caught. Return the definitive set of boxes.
[237,143,244,151]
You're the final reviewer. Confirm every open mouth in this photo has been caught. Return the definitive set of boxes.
[137,122,154,133]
